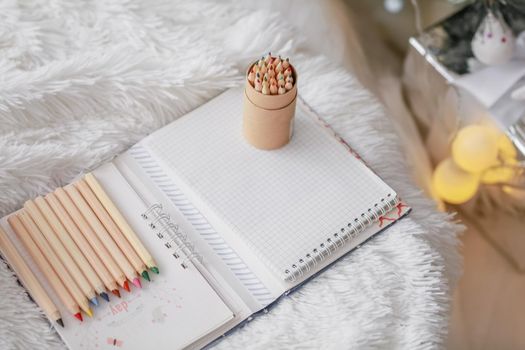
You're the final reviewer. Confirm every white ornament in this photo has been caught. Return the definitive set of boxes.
[471,11,515,65]
[384,0,404,14]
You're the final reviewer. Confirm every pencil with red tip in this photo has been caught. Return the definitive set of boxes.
[0,225,65,328]
[248,54,295,95]
[24,200,99,308]
[8,215,83,324]
[64,184,139,290]
[75,179,146,288]
[17,210,93,318]
[122,280,131,293]
[111,289,121,298]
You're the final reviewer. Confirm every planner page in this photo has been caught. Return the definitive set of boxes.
[0,165,234,350]
[141,88,397,281]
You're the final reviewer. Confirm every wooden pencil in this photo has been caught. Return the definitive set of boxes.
[24,200,98,306]
[8,215,82,322]
[35,197,107,304]
[0,225,64,327]
[45,193,114,302]
[85,173,158,276]
[75,180,144,288]
[17,210,92,317]
[54,188,124,297]
[63,184,136,292]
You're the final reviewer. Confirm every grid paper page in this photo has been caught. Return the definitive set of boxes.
[142,88,396,279]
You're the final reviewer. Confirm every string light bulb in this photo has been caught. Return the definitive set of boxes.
[432,158,480,204]
[452,125,499,173]
[481,131,518,184]
[481,160,517,184]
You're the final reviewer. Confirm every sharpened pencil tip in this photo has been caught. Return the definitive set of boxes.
[85,308,93,318]
[89,297,99,306]
[100,292,110,302]
[74,313,83,322]
[141,270,150,281]
[111,289,121,298]
[132,277,142,289]
[150,266,159,274]
[123,280,131,292]
[57,318,65,328]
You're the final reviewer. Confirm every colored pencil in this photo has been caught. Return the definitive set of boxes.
[55,187,126,295]
[249,54,294,95]
[18,210,92,317]
[46,193,116,301]
[35,197,106,304]
[75,180,144,288]
[64,184,137,290]
[0,225,64,327]
[85,173,158,276]
[24,200,98,306]
[8,215,82,322]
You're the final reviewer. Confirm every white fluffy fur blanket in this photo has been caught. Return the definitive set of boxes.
[0,1,461,349]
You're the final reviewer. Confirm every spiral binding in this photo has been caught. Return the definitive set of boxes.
[141,203,203,269]
[283,193,399,282]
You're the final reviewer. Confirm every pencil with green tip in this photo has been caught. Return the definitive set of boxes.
[75,179,145,288]
[85,173,159,276]
[0,225,65,328]
[17,211,93,318]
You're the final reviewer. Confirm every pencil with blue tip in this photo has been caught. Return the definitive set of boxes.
[45,193,117,302]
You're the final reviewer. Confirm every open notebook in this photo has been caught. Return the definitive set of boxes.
[0,88,409,349]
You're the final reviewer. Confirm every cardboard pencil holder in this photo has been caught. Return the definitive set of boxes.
[243,62,297,150]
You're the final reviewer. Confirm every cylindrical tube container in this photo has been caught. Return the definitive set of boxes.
[243,62,298,150]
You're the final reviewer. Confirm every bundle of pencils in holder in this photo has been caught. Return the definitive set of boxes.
[243,52,298,150]
[0,173,159,328]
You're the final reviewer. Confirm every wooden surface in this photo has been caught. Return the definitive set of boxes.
[339,2,525,347]
[448,212,525,350]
